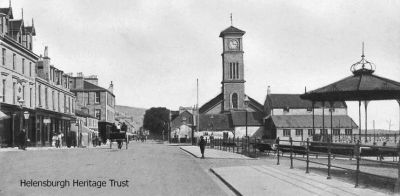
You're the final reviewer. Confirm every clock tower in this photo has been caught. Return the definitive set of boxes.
[220,26,246,112]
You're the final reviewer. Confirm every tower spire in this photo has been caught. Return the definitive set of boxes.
[230,13,233,26]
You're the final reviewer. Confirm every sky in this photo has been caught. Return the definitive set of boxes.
[7,0,400,130]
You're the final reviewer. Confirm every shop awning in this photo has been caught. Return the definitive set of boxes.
[0,111,10,120]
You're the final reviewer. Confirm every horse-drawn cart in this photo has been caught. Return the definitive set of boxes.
[109,131,128,149]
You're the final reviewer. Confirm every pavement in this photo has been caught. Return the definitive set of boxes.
[180,145,390,196]
[180,146,252,159]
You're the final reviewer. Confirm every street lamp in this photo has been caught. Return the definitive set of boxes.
[244,95,250,153]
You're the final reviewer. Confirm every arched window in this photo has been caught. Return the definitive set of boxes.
[231,93,238,109]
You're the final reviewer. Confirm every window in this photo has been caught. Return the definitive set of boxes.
[231,93,238,109]
[52,91,55,110]
[2,48,5,65]
[283,129,291,137]
[58,92,60,111]
[12,82,16,104]
[87,92,90,105]
[22,86,25,100]
[22,58,25,74]
[38,85,41,106]
[2,79,5,102]
[12,54,16,70]
[295,129,303,136]
[95,92,100,103]
[29,88,32,107]
[29,62,32,76]
[229,62,240,79]
[345,129,353,135]
[45,87,48,108]
[333,129,340,135]
[95,109,101,120]
[308,129,315,136]
[320,129,328,135]
[64,94,66,112]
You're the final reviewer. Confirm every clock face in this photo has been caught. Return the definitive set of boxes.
[228,39,239,50]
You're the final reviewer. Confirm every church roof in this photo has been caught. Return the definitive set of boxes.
[219,26,245,37]
[199,114,232,131]
[171,110,194,130]
[265,94,347,109]
[269,115,358,129]
[199,93,223,114]
[231,111,264,126]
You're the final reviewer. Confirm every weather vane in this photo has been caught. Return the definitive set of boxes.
[230,13,233,26]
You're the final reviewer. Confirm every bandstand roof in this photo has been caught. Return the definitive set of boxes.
[301,48,400,102]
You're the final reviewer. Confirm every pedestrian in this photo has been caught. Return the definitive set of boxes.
[18,129,27,150]
[199,136,206,159]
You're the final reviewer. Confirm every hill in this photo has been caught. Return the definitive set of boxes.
[115,105,147,129]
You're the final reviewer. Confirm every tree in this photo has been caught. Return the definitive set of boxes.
[143,107,170,137]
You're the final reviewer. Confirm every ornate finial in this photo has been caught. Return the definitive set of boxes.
[350,42,375,75]
[21,8,23,19]
[230,13,233,26]
[361,42,365,58]
[9,0,11,8]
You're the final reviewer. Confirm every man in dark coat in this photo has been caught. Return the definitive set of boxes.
[199,136,206,159]
[18,129,27,150]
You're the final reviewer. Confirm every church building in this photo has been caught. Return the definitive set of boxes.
[198,25,265,139]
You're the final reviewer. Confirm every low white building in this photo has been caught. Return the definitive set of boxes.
[264,94,358,145]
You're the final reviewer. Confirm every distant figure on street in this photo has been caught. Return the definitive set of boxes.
[18,129,27,150]
[199,136,206,159]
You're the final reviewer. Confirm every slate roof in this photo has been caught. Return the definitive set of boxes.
[266,94,347,109]
[199,93,223,114]
[83,81,107,91]
[9,19,23,33]
[199,114,232,131]
[171,110,194,130]
[219,26,245,37]
[25,26,36,36]
[0,8,13,18]
[231,111,264,126]
[269,115,358,129]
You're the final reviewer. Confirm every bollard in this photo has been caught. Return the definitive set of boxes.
[306,138,310,174]
[355,140,360,188]
[290,137,294,169]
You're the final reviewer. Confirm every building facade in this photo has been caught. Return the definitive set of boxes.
[264,93,358,144]
[0,6,38,147]
[35,47,76,146]
[70,73,115,124]
[198,25,265,139]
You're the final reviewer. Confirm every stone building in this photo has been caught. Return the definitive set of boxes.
[35,46,76,146]
[264,92,358,144]
[198,25,264,139]
[0,5,38,147]
[70,73,115,124]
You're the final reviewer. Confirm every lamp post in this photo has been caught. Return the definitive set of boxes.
[244,95,250,153]
[23,111,30,144]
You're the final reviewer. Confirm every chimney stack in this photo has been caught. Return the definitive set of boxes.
[109,81,114,93]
